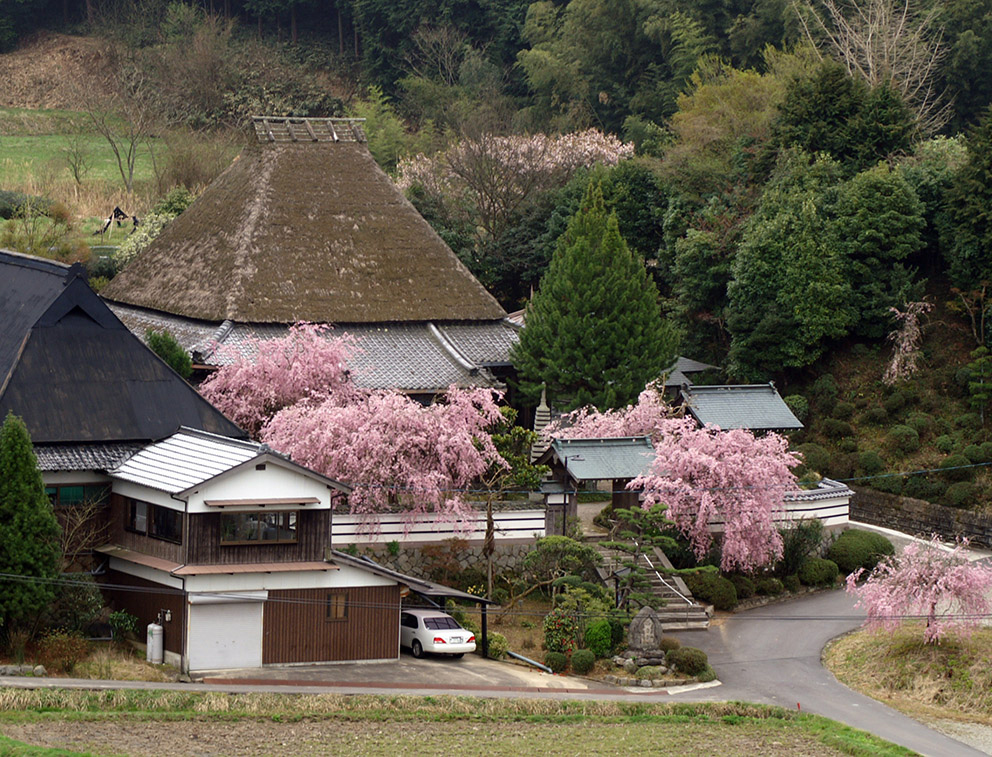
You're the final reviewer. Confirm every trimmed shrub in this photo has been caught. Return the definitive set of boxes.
[864,406,888,424]
[906,412,932,437]
[685,572,737,611]
[944,481,977,508]
[827,452,858,480]
[963,444,987,464]
[934,435,955,454]
[811,374,838,413]
[827,529,894,574]
[870,475,903,495]
[729,574,756,600]
[833,401,855,420]
[981,442,992,462]
[903,475,947,501]
[486,632,509,660]
[667,646,709,676]
[821,418,855,438]
[146,329,193,380]
[784,394,808,422]
[939,454,974,482]
[571,648,595,675]
[883,390,909,415]
[798,557,839,586]
[887,424,919,453]
[608,617,624,649]
[858,450,885,476]
[544,651,567,673]
[757,577,786,595]
[782,575,801,593]
[583,619,614,659]
[955,412,982,430]
[797,443,830,475]
[658,635,681,653]
[838,438,858,453]
[697,666,718,683]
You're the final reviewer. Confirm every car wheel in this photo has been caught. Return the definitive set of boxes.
[451,653,464,659]
[412,640,424,658]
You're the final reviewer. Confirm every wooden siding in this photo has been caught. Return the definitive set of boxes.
[107,493,184,564]
[100,569,186,656]
[262,585,399,664]
[187,510,331,565]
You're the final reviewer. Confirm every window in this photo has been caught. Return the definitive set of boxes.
[400,613,418,629]
[424,616,461,631]
[326,593,347,621]
[45,484,110,508]
[220,511,298,544]
[127,499,182,544]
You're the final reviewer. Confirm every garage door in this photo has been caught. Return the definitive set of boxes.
[188,601,263,670]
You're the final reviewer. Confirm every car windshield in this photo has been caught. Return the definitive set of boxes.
[423,616,461,630]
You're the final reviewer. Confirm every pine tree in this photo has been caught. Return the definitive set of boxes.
[0,412,61,633]
[511,182,677,411]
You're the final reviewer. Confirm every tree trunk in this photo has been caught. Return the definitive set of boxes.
[337,5,344,57]
[291,5,298,44]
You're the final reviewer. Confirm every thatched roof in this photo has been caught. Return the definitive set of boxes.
[102,118,505,324]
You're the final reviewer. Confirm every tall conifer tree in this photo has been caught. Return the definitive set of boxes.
[0,413,61,632]
[511,182,677,410]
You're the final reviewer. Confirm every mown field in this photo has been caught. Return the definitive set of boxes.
[0,691,915,757]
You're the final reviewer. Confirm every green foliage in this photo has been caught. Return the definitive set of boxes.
[966,347,992,425]
[658,635,681,653]
[784,394,808,422]
[870,474,904,495]
[939,454,974,482]
[511,182,677,410]
[145,329,193,380]
[570,648,596,674]
[820,418,855,438]
[865,406,888,425]
[634,664,665,679]
[0,189,50,220]
[832,401,855,420]
[485,632,509,660]
[944,481,977,508]
[36,630,89,674]
[348,86,426,173]
[759,577,787,595]
[583,619,614,659]
[945,106,992,289]
[524,536,600,587]
[883,390,911,416]
[45,575,103,634]
[728,574,756,600]
[667,646,709,676]
[115,212,173,270]
[798,557,839,587]
[797,443,830,475]
[108,610,139,640]
[886,424,920,453]
[0,413,61,633]
[544,651,568,673]
[906,412,932,437]
[903,474,946,501]
[963,444,987,464]
[685,572,737,611]
[858,450,885,476]
[776,518,824,577]
[827,529,895,575]
[543,606,579,654]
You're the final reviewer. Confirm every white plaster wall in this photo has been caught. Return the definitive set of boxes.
[183,564,395,595]
[331,509,546,545]
[184,462,336,514]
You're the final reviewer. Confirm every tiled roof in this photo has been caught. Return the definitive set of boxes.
[437,320,520,366]
[681,383,803,431]
[541,437,656,481]
[110,427,262,494]
[783,478,853,502]
[662,356,719,388]
[35,442,144,472]
[107,302,221,356]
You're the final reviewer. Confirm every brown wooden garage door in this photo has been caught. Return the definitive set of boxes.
[262,585,400,664]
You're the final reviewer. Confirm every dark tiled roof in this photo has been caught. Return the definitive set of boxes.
[107,302,221,356]
[438,320,520,367]
[35,442,144,472]
[0,250,246,445]
[538,437,656,481]
[662,355,719,388]
[101,139,506,324]
[681,383,803,431]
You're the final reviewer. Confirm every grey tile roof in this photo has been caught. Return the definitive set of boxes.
[541,437,656,481]
[783,478,853,502]
[107,302,221,356]
[35,442,144,472]
[662,356,719,388]
[681,383,803,431]
[437,320,519,366]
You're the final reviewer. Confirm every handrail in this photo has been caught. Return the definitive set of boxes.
[634,540,693,606]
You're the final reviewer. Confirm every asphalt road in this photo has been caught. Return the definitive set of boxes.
[666,589,987,757]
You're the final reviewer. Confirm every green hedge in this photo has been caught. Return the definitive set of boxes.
[667,646,709,676]
[798,557,839,586]
[583,619,614,659]
[544,652,567,673]
[571,649,595,675]
[685,572,737,611]
[827,529,894,575]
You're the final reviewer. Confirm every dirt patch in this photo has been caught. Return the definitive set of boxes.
[0,31,113,111]
[1,718,851,756]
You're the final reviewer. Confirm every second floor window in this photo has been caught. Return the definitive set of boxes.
[220,511,298,544]
[127,499,182,544]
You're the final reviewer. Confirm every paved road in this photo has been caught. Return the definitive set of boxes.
[666,589,986,757]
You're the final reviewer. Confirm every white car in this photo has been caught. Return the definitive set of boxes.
[400,609,476,658]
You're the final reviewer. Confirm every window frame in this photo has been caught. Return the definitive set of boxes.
[326,592,347,622]
[46,483,111,508]
[219,511,299,545]
[126,498,183,544]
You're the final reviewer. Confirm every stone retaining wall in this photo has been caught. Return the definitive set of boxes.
[850,486,992,547]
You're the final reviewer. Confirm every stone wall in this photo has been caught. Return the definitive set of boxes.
[850,487,992,547]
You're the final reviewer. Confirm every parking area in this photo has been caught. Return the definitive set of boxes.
[198,652,611,692]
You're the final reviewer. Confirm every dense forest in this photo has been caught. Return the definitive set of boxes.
[2,0,992,509]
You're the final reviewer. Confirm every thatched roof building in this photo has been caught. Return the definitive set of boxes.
[102,117,517,393]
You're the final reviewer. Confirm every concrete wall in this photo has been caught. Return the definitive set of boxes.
[850,486,992,547]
